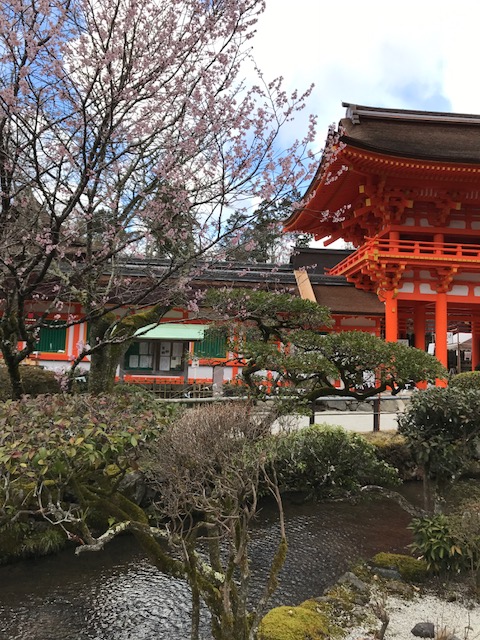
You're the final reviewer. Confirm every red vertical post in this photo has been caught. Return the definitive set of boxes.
[384,289,398,343]
[434,232,444,256]
[414,303,426,351]
[472,319,480,371]
[435,291,448,371]
[390,230,400,251]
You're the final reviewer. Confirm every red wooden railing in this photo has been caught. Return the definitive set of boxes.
[328,237,480,276]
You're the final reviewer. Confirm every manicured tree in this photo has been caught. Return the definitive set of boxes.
[398,387,480,513]
[205,288,446,406]
[449,371,480,391]
[0,0,316,397]
[140,403,286,640]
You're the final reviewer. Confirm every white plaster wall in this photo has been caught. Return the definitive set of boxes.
[419,270,434,280]
[448,219,466,229]
[420,283,435,294]
[449,285,469,296]
[459,272,480,282]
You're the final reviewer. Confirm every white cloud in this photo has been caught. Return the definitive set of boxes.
[248,0,480,247]
[251,0,480,139]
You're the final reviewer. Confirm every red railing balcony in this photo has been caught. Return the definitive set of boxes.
[328,237,480,277]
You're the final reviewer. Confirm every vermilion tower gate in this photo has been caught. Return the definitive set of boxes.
[285,104,480,370]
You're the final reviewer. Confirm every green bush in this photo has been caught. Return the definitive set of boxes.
[371,552,429,581]
[0,365,61,401]
[361,431,417,480]
[0,392,177,563]
[398,388,480,512]
[409,515,466,573]
[274,424,399,498]
[449,371,480,391]
[0,392,170,482]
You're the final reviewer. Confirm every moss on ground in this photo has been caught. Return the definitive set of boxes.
[372,552,429,582]
[257,601,337,640]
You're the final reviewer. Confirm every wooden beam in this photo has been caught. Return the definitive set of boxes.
[294,270,317,302]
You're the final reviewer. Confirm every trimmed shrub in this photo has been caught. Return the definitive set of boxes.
[398,387,480,512]
[274,424,399,498]
[449,371,480,391]
[0,365,61,401]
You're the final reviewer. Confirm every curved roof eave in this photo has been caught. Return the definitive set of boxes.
[341,135,480,165]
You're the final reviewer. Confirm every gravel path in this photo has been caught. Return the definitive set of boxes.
[345,590,480,639]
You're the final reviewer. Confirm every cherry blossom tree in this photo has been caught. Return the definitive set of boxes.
[0,0,316,397]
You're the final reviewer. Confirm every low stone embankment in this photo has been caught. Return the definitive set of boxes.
[258,553,480,640]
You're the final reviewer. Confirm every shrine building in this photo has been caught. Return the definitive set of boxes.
[285,103,480,371]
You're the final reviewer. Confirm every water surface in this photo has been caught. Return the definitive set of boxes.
[0,492,416,640]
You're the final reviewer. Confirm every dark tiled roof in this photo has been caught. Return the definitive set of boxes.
[312,284,384,315]
[341,103,480,163]
[290,247,354,273]
[116,254,355,287]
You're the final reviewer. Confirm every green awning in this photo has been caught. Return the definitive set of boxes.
[134,323,208,341]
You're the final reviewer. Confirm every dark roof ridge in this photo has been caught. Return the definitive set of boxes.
[342,102,480,126]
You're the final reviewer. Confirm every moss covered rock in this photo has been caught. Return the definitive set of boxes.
[257,602,335,640]
[371,552,429,582]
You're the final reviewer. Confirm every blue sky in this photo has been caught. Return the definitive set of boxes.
[252,0,480,153]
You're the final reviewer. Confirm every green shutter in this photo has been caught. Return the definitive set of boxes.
[124,341,140,369]
[37,321,67,352]
[124,341,154,370]
[194,331,227,359]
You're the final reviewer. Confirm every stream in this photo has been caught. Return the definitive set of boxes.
[0,490,418,640]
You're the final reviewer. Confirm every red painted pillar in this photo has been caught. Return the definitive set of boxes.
[414,303,426,351]
[390,230,400,251]
[384,289,398,342]
[472,319,480,371]
[434,232,444,256]
[435,291,448,368]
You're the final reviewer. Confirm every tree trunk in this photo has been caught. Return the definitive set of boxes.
[422,466,438,515]
[0,306,31,399]
[1,344,24,399]
[89,344,122,394]
[87,304,168,394]
[187,549,201,640]
[87,313,121,394]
